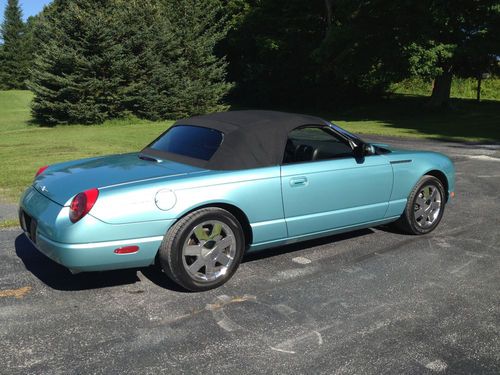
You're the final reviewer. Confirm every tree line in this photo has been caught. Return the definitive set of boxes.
[0,0,499,125]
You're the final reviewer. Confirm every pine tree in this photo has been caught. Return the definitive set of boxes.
[0,0,28,89]
[30,1,125,124]
[112,0,165,118]
[144,0,233,119]
[29,0,233,124]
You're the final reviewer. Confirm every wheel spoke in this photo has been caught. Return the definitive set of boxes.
[205,260,215,275]
[188,257,205,273]
[216,235,233,250]
[431,201,441,211]
[216,253,232,267]
[184,245,202,256]
[415,196,426,206]
[414,207,425,219]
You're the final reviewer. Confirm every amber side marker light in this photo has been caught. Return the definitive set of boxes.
[114,246,140,254]
[450,192,455,198]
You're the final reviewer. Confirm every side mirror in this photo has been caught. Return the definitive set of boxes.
[353,143,375,158]
[364,143,376,155]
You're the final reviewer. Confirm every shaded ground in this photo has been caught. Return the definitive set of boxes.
[331,96,500,143]
[0,137,499,374]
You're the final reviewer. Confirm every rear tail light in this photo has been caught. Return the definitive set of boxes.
[35,165,49,177]
[69,188,99,223]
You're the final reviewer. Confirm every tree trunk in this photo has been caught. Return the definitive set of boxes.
[476,73,482,102]
[427,70,453,109]
[324,0,333,31]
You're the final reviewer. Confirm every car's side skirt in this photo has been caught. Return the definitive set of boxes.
[247,216,400,253]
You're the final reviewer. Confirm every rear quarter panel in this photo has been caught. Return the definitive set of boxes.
[91,166,286,244]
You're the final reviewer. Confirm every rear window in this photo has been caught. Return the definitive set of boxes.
[148,125,223,161]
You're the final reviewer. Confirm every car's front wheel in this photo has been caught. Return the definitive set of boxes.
[158,207,245,291]
[395,175,446,235]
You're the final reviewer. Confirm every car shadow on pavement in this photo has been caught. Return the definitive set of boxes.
[15,234,141,291]
[15,228,378,292]
[140,266,190,292]
[15,233,190,292]
[243,228,374,263]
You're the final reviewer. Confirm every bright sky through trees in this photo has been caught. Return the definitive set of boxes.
[0,0,51,22]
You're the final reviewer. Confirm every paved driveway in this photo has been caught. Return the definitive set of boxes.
[0,137,499,374]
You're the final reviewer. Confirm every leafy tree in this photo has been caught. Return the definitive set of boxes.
[314,1,406,95]
[316,0,500,107]
[402,0,500,107]
[226,0,499,108]
[0,0,28,89]
[223,0,325,106]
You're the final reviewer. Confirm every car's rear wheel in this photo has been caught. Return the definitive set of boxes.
[158,207,245,291]
[394,175,446,235]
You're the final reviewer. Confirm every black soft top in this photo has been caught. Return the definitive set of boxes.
[144,110,329,170]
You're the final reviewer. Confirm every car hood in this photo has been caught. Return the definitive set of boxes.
[33,153,204,205]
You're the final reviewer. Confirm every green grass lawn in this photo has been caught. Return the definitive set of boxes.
[1,90,499,203]
[331,95,500,142]
[391,77,500,101]
[0,91,173,202]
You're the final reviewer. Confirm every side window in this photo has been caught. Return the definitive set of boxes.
[283,126,354,164]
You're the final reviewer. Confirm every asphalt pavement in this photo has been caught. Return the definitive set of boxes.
[0,201,17,221]
[0,136,499,374]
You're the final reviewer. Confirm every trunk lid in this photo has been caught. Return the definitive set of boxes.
[33,153,204,205]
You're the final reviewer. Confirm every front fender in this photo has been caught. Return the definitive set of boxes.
[384,151,454,217]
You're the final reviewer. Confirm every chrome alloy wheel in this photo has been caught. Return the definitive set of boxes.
[414,184,442,229]
[181,220,236,282]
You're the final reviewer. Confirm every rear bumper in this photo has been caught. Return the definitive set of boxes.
[19,185,172,272]
[24,231,163,272]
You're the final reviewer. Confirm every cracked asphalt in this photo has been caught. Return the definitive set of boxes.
[0,136,499,374]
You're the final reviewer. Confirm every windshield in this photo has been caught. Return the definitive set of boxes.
[146,125,223,161]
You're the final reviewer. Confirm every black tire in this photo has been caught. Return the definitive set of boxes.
[393,175,446,235]
[158,207,245,292]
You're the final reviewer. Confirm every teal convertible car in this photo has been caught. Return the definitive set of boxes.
[19,111,455,291]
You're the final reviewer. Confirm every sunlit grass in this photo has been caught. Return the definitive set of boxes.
[0,90,499,203]
[391,77,500,101]
[0,219,18,229]
[0,91,173,202]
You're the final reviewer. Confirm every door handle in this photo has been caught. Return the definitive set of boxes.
[290,176,308,187]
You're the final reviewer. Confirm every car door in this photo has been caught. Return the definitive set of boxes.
[280,126,393,237]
